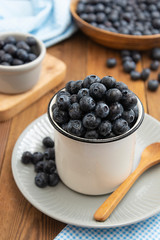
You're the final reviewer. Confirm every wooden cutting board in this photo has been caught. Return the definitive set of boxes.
[0,53,66,121]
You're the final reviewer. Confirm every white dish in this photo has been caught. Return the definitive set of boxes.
[12,113,160,228]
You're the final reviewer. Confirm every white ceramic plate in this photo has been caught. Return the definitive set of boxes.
[12,113,160,228]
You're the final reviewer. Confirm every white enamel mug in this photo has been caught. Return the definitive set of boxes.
[48,92,144,195]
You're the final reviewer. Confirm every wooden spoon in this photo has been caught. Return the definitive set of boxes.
[94,142,160,222]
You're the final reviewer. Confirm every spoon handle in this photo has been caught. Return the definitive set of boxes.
[94,165,145,222]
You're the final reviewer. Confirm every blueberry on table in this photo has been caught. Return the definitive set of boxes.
[151,48,160,60]
[83,74,100,88]
[79,96,96,112]
[35,172,48,188]
[105,88,122,103]
[130,71,141,81]
[123,61,136,73]
[44,148,55,160]
[106,58,117,68]
[32,152,44,164]
[82,112,101,130]
[150,61,159,71]
[141,68,150,81]
[67,120,85,137]
[42,137,54,148]
[131,51,141,63]
[100,76,116,89]
[48,173,60,186]
[95,102,109,118]
[147,80,159,91]
[21,151,33,164]
[89,83,106,100]
[112,118,130,135]
[121,50,131,58]
[98,120,112,137]
[158,73,160,83]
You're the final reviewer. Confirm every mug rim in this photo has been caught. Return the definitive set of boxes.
[48,88,144,144]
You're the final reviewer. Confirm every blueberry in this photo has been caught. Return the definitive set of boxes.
[87,13,97,22]
[44,148,55,160]
[105,88,122,103]
[123,61,136,73]
[158,73,160,83]
[28,53,37,62]
[16,49,28,62]
[42,137,54,148]
[43,160,56,174]
[95,3,105,12]
[106,58,117,68]
[5,36,16,44]
[0,50,5,60]
[95,102,109,118]
[35,172,48,188]
[150,61,159,71]
[96,12,106,23]
[69,102,82,119]
[70,94,78,104]
[100,76,116,89]
[115,81,128,91]
[16,40,30,52]
[147,80,159,91]
[121,89,137,108]
[130,71,141,81]
[1,62,10,66]
[98,120,112,137]
[80,13,89,21]
[12,59,24,65]
[0,40,5,49]
[84,130,99,139]
[89,83,106,100]
[77,3,85,14]
[48,173,60,186]
[83,75,100,88]
[71,80,83,94]
[21,151,33,164]
[51,103,57,112]
[77,88,89,100]
[122,56,133,63]
[32,152,44,164]
[112,118,130,135]
[67,120,85,137]
[65,80,75,94]
[141,68,150,81]
[26,36,37,46]
[57,90,71,98]
[151,48,160,60]
[131,51,141,63]
[121,50,131,57]
[3,43,17,55]
[52,107,69,124]
[79,96,96,112]
[152,19,160,29]
[35,161,45,173]
[57,94,71,110]
[108,102,124,121]
[132,105,139,119]
[1,53,13,64]
[122,109,135,123]
[82,112,101,130]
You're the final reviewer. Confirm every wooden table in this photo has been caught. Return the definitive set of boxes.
[0,31,160,240]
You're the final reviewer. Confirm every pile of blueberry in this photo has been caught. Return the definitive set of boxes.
[52,75,139,139]
[77,0,160,36]
[107,48,160,91]
[21,137,60,188]
[0,35,38,66]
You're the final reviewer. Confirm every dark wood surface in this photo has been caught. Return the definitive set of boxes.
[0,31,160,240]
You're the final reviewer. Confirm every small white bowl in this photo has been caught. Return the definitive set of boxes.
[0,32,46,94]
[48,91,144,195]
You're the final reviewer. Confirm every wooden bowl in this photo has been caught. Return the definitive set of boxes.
[70,0,160,50]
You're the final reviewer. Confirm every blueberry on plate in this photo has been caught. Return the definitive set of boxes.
[44,148,55,160]
[35,172,48,188]
[35,161,45,173]
[112,118,130,135]
[42,136,54,148]
[147,80,159,91]
[21,151,33,164]
[32,152,44,164]
[43,160,56,174]
[48,173,60,186]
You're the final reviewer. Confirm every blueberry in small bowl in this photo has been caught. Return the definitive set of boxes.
[0,32,46,94]
[48,75,144,195]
